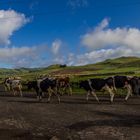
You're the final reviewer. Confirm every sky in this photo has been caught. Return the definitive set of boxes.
[0,0,140,68]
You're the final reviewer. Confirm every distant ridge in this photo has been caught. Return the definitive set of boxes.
[0,56,140,77]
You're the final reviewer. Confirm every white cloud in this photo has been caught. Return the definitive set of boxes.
[81,18,140,51]
[51,39,62,55]
[0,46,36,67]
[0,40,65,68]
[0,9,29,45]
[70,47,134,66]
[0,47,34,58]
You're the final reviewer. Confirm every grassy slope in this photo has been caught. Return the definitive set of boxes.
[0,56,140,82]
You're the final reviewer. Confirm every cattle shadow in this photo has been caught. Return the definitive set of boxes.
[7,99,62,104]
[61,100,100,105]
[7,100,49,104]
[67,111,140,131]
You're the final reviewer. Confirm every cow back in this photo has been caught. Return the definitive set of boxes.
[90,78,106,90]
[114,76,128,88]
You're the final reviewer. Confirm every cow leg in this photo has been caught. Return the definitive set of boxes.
[57,86,62,96]
[39,91,42,101]
[4,86,8,91]
[54,88,60,103]
[5,84,10,91]
[12,88,16,96]
[19,88,23,97]
[14,91,16,96]
[68,84,72,96]
[90,91,99,102]
[20,91,23,97]
[55,87,60,103]
[125,92,131,101]
[110,92,115,103]
[125,85,132,101]
[42,92,45,97]
[86,91,90,102]
[105,85,115,103]
[36,89,40,100]
[47,93,51,102]
[47,87,52,103]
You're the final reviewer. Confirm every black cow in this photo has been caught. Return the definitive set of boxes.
[113,76,130,88]
[79,78,115,103]
[27,78,60,103]
[113,76,133,100]
[129,77,140,96]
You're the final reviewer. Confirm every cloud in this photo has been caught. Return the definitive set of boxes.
[81,18,140,51]
[68,0,88,9]
[51,39,62,55]
[1,15,140,68]
[0,9,29,45]
[0,46,36,67]
[67,47,136,66]
[0,39,65,68]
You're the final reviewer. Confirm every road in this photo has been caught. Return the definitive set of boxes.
[0,86,139,140]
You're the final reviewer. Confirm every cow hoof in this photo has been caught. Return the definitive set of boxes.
[124,99,127,102]
[110,101,113,104]
[97,100,100,104]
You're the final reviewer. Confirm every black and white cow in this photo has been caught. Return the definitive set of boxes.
[27,77,60,103]
[113,76,133,101]
[4,77,11,91]
[129,76,140,96]
[79,76,134,103]
[4,77,22,96]
[79,78,115,103]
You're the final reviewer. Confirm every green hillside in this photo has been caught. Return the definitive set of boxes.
[0,56,140,82]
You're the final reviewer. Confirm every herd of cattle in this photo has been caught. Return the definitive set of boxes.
[3,75,140,103]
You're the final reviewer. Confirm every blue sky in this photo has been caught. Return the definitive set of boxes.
[0,0,140,68]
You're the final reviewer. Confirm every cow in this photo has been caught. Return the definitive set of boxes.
[79,78,115,103]
[79,76,134,103]
[113,76,133,101]
[129,76,140,96]
[4,77,11,91]
[4,77,22,96]
[56,76,72,96]
[10,79,22,96]
[27,77,60,103]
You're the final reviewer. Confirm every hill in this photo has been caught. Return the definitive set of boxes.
[0,56,140,81]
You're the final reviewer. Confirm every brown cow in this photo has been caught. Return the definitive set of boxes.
[56,77,72,96]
